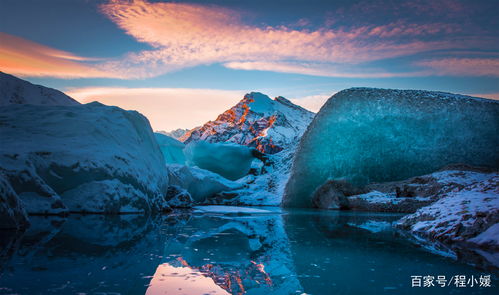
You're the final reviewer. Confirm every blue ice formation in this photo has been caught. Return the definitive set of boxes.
[184,141,255,180]
[283,88,499,207]
[154,132,186,164]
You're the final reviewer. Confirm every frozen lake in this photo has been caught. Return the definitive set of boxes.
[0,208,496,294]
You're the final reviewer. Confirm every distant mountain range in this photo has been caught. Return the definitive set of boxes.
[157,128,189,139]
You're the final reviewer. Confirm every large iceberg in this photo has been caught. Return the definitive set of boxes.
[284,88,499,207]
[184,141,257,180]
[0,102,169,216]
[154,132,186,164]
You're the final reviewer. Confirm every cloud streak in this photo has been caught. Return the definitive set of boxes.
[224,61,428,78]
[2,0,498,79]
[97,0,498,78]
[416,58,499,77]
[0,32,121,79]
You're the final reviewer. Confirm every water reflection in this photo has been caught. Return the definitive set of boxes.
[0,209,497,295]
[150,210,302,294]
[0,214,165,294]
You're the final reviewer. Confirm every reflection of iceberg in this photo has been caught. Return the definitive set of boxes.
[0,214,166,294]
[157,208,303,294]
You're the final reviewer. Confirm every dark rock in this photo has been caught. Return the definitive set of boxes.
[311,180,365,209]
[165,185,193,208]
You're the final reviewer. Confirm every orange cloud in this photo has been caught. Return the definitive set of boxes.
[66,87,246,130]
[0,32,121,79]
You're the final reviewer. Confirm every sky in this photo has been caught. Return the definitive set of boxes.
[1,0,498,131]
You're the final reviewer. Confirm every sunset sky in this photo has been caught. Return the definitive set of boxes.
[1,0,498,131]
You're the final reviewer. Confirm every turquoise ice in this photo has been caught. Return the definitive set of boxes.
[154,132,186,164]
[184,141,256,180]
[284,88,499,208]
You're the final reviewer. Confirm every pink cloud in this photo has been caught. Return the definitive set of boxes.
[0,32,121,79]
[416,58,499,77]
[2,0,497,79]
[99,0,481,78]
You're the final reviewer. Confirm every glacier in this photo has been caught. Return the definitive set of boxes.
[154,132,186,164]
[0,102,169,219]
[184,141,257,180]
[284,88,499,208]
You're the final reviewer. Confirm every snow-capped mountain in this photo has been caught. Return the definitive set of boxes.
[157,128,189,139]
[180,92,315,154]
[0,71,79,106]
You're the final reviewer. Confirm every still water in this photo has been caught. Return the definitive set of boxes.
[0,208,497,295]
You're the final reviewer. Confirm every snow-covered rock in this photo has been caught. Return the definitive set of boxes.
[208,146,295,206]
[154,132,185,164]
[181,92,314,154]
[166,164,242,203]
[468,223,499,249]
[284,88,499,208]
[396,172,499,266]
[0,102,169,217]
[0,71,79,106]
[335,166,494,213]
[396,173,498,243]
[346,191,433,213]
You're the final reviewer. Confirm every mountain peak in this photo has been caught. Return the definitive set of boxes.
[180,92,315,154]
